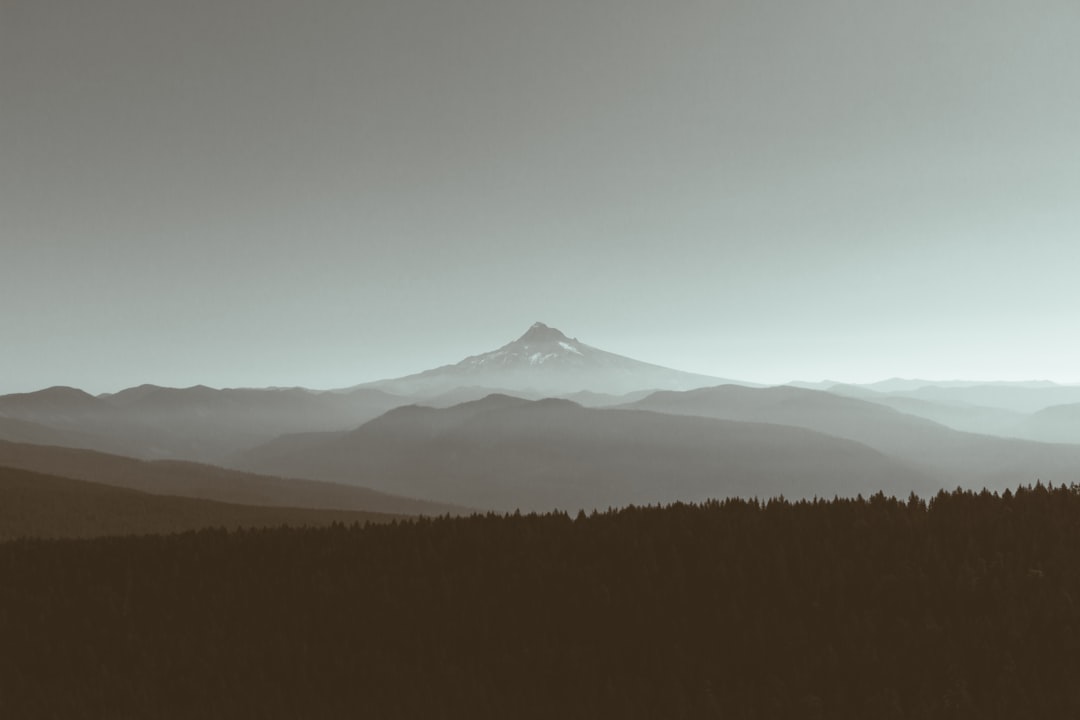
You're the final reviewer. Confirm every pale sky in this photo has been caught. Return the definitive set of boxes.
[3,0,1079,394]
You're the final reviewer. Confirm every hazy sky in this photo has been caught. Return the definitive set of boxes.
[3,0,1079,394]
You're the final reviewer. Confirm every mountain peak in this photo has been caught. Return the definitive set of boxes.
[356,322,734,396]
[516,322,569,344]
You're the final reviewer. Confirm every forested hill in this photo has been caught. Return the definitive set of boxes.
[3,486,1080,718]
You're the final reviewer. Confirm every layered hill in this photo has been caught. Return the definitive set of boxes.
[878,383,1080,415]
[823,383,1028,438]
[0,440,461,516]
[0,323,741,463]
[1019,403,1080,444]
[236,395,936,512]
[0,416,108,449]
[622,385,1080,489]
[0,466,401,541]
[813,381,1080,443]
[0,385,408,462]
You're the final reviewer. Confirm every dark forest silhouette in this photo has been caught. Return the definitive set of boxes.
[3,485,1079,718]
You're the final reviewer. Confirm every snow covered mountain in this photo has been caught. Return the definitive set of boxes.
[358,322,739,397]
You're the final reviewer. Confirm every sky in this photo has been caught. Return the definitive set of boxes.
[3,0,1079,395]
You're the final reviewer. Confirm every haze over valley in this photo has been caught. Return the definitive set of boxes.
[3,322,1079,524]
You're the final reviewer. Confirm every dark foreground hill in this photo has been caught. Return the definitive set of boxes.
[0,466,402,540]
[2,486,1079,718]
[0,441,461,516]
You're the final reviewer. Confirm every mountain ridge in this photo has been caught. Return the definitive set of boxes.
[234,395,938,512]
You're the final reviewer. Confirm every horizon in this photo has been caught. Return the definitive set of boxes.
[2,317,1078,396]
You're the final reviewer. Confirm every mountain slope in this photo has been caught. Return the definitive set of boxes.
[0,385,410,462]
[0,441,461,516]
[0,466,401,540]
[358,322,739,397]
[824,383,1028,438]
[886,384,1080,414]
[1018,403,1080,444]
[236,395,936,512]
[0,416,111,449]
[859,378,1060,393]
[623,385,1080,489]
[0,386,108,418]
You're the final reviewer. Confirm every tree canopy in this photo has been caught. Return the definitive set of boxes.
[2,485,1079,718]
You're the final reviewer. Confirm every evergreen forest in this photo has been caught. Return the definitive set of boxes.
[2,485,1079,719]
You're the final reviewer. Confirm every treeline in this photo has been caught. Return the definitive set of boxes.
[2,485,1080,718]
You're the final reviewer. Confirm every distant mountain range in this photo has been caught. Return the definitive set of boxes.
[0,384,407,463]
[797,379,1080,439]
[620,385,1080,491]
[0,323,730,463]
[232,386,1080,512]
[3,322,1080,525]
[234,394,936,512]
[792,378,1065,394]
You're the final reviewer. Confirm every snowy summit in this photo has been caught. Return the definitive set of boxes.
[360,322,733,397]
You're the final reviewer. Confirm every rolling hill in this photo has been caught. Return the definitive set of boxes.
[0,385,409,462]
[1019,403,1080,444]
[823,383,1029,438]
[0,416,111,449]
[0,465,402,540]
[622,384,1080,489]
[0,440,461,516]
[864,382,1080,414]
[235,395,937,512]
